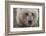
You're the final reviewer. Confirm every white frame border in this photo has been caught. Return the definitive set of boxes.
[10,5,42,32]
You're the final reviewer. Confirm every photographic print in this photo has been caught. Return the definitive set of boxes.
[5,1,45,35]
[13,8,39,28]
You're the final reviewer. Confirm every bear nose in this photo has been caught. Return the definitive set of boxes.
[28,21,32,24]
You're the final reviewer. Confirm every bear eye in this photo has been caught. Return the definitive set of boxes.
[25,13,28,16]
[32,13,34,16]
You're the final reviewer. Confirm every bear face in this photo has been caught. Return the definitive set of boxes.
[19,12,34,27]
[15,8,39,27]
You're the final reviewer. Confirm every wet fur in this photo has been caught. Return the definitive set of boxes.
[16,8,38,27]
